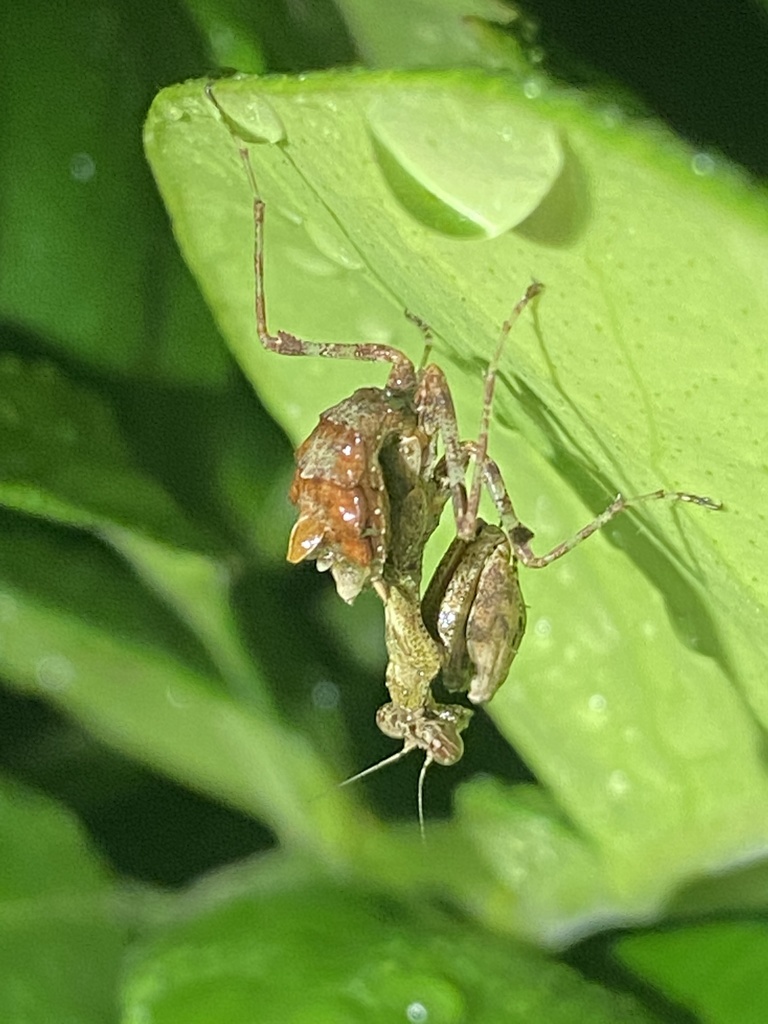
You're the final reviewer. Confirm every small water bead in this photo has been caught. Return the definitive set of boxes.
[600,105,625,129]
[607,769,631,798]
[691,152,716,177]
[165,684,194,708]
[163,103,184,123]
[70,152,96,182]
[208,24,235,53]
[534,616,552,639]
[36,655,76,692]
[406,1002,428,1023]
[588,693,607,714]
[304,219,364,271]
[311,680,340,710]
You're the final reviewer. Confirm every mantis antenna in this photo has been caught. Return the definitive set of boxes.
[339,744,416,788]
[416,753,433,843]
[340,742,433,842]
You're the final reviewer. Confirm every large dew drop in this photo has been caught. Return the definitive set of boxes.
[210,88,286,145]
[367,89,563,238]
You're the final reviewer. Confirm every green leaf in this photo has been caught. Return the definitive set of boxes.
[0,513,361,855]
[0,777,126,1023]
[144,68,768,941]
[103,528,267,705]
[183,0,267,74]
[0,0,229,383]
[615,921,768,1024]
[333,0,526,71]
[0,353,210,550]
[122,880,662,1023]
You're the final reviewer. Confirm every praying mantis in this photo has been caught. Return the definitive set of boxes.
[205,83,721,835]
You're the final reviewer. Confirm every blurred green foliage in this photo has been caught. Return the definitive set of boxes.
[1,0,767,1021]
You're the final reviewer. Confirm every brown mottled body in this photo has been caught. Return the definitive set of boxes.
[423,522,526,706]
[287,365,458,606]
[288,386,416,602]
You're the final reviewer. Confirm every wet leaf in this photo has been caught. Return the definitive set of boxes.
[0,0,229,383]
[145,68,768,941]
[0,778,126,1024]
[334,0,525,71]
[0,354,209,550]
[616,921,768,1024]
[0,514,360,854]
[123,881,661,1023]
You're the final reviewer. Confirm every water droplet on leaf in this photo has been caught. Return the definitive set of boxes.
[304,219,364,271]
[607,769,630,798]
[36,655,75,692]
[212,90,286,144]
[367,90,563,238]
[407,1002,429,1023]
[70,152,96,182]
[312,680,340,710]
[691,152,716,177]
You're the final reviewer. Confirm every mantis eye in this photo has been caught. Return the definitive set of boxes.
[374,703,473,763]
